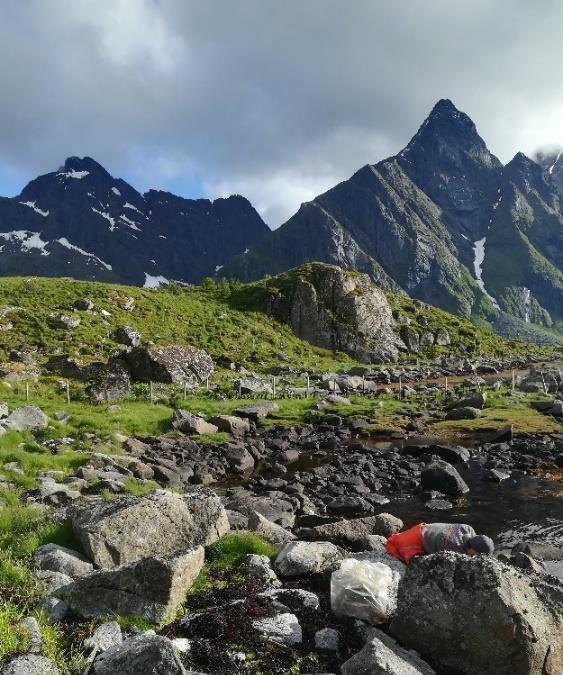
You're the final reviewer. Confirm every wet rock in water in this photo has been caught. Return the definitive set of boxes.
[445,406,482,420]
[421,461,469,497]
[84,621,123,653]
[233,402,279,420]
[390,553,563,675]
[68,548,204,622]
[247,511,297,546]
[253,613,302,646]
[485,468,510,483]
[306,514,403,549]
[172,409,218,435]
[411,444,470,464]
[208,414,250,437]
[34,543,93,579]
[342,628,436,674]
[0,654,60,675]
[71,489,228,568]
[4,405,48,431]
[124,345,213,385]
[274,541,343,577]
[92,633,186,675]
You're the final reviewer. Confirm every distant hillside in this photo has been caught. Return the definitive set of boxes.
[0,267,554,376]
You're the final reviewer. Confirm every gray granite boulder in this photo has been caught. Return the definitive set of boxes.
[93,633,186,675]
[275,541,343,577]
[71,489,228,568]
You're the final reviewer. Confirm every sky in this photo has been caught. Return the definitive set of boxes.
[1,1,563,228]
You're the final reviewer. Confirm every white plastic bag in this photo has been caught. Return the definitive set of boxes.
[330,558,396,624]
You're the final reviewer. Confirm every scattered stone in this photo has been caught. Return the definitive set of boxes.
[172,409,218,435]
[41,596,69,623]
[221,444,255,473]
[84,621,123,653]
[70,489,228,568]
[253,613,302,646]
[124,345,213,385]
[424,499,453,511]
[93,633,186,675]
[0,654,60,675]
[275,541,343,577]
[208,415,250,437]
[234,375,272,395]
[115,325,141,347]
[19,616,42,653]
[248,511,297,546]
[315,627,342,656]
[48,314,80,330]
[307,514,403,549]
[485,468,510,483]
[34,543,93,579]
[4,405,48,431]
[342,628,436,674]
[233,402,279,421]
[445,407,482,420]
[74,298,94,311]
[68,549,204,622]
[446,392,487,410]
[239,554,281,587]
[2,461,24,475]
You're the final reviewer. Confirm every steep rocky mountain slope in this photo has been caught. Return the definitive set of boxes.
[0,157,269,286]
[222,100,563,335]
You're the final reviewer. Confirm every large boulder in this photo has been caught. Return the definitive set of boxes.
[70,489,228,568]
[208,415,251,437]
[342,628,436,674]
[445,406,482,420]
[4,405,48,431]
[68,549,204,622]
[87,368,131,404]
[421,460,469,497]
[233,402,279,420]
[445,392,487,410]
[93,633,186,675]
[266,265,400,363]
[124,345,213,385]
[390,553,563,675]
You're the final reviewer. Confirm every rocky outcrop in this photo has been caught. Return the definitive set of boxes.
[265,265,402,362]
[70,489,228,568]
[67,549,204,622]
[3,406,48,431]
[124,345,213,385]
[390,553,563,675]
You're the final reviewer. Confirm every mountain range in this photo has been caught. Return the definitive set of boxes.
[223,100,563,337]
[0,100,562,339]
[0,157,269,287]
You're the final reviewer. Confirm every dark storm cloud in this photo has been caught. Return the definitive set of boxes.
[1,0,562,226]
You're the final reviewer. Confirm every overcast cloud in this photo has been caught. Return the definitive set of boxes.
[1,0,563,226]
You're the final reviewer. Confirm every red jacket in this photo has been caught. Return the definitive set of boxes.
[385,523,425,564]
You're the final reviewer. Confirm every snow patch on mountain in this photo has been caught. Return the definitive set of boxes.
[143,273,168,289]
[57,169,90,180]
[91,207,117,232]
[0,230,50,255]
[548,150,562,175]
[472,237,500,310]
[56,237,112,270]
[119,215,141,231]
[123,202,143,215]
[111,187,121,196]
[19,201,49,217]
